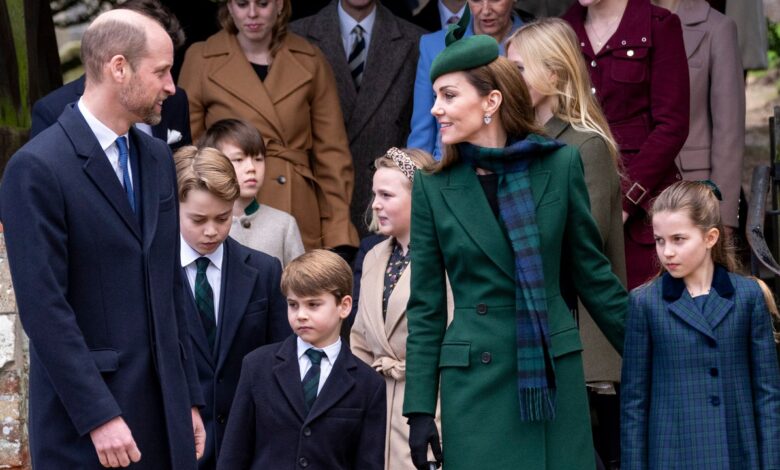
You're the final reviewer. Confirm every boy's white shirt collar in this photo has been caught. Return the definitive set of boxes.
[297,336,341,364]
[180,234,224,271]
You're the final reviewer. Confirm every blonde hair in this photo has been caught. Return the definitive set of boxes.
[507,18,619,168]
[218,0,291,57]
[366,148,435,233]
[435,57,543,172]
[651,181,739,273]
[174,145,240,203]
[281,249,353,302]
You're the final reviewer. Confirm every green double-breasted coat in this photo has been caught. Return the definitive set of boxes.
[403,145,627,469]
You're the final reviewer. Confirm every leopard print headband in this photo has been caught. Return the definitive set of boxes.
[385,147,418,182]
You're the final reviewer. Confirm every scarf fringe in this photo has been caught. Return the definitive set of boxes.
[518,387,557,422]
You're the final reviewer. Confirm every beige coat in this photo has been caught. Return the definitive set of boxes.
[675,0,745,228]
[350,239,451,470]
[179,30,358,250]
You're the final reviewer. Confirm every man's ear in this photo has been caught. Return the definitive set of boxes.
[107,55,130,83]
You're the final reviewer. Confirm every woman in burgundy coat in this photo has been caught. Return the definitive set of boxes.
[563,0,689,289]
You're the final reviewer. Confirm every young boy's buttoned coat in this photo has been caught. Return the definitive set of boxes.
[622,267,780,469]
[216,336,386,470]
[403,146,627,469]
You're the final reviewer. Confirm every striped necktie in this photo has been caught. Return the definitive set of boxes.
[195,257,217,351]
[348,25,366,89]
[115,136,135,212]
[302,349,326,413]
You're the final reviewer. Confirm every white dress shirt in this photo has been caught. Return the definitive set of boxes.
[338,0,377,59]
[297,336,341,394]
[438,1,466,30]
[77,99,133,187]
[180,234,224,322]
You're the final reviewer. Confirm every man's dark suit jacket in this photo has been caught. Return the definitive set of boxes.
[290,1,424,237]
[216,336,386,470]
[185,237,290,469]
[30,74,193,151]
[0,104,202,469]
[412,0,442,31]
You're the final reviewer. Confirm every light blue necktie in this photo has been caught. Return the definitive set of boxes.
[115,136,135,212]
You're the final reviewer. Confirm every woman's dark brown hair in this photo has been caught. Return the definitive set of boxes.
[434,56,542,172]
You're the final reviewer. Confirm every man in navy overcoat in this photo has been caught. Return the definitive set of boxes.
[0,9,205,469]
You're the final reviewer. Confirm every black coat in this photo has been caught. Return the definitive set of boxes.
[216,336,386,470]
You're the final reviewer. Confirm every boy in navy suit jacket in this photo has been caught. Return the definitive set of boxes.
[217,250,386,470]
[174,146,290,469]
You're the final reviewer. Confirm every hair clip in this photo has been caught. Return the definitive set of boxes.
[385,147,417,182]
[698,179,723,201]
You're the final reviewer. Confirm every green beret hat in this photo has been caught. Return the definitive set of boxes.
[429,7,500,83]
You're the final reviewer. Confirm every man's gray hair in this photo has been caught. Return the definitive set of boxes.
[80,18,148,83]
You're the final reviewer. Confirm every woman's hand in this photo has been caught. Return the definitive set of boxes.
[408,414,443,469]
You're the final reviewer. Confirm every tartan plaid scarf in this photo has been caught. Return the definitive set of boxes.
[459,133,564,421]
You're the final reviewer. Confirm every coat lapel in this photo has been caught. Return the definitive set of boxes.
[132,129,161,251]
[303,1,357,121]
[273,337,307,423]
[662,267,735,339]
[265,42,314,107]
[440,162,550,280]
[215,240,257,372]
[305,346,356,424]
[348,6,411,140]
[668,294,715,340]
[206,32,286,140]
[61,105,142,243]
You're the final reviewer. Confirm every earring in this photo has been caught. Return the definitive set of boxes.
[483,114,492,125]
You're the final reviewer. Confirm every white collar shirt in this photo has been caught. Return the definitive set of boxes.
[78,99,133,186]
[297,336,341,394]
[438,1,466,30]
[338,1,377,59]
[180,235,224,322]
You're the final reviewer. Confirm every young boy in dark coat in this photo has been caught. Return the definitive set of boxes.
[217,250,386,470]
[174,146,290,469]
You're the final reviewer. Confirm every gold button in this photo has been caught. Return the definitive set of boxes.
[627,50,634,57]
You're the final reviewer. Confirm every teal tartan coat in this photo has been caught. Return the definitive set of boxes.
[403,145,627,469]
[621,267,780,469]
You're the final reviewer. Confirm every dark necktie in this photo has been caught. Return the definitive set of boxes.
[302,349,326,413]
[447,15,460,25]
[115,136,135,212]
[348,25,366,89]
[195,257,217,351]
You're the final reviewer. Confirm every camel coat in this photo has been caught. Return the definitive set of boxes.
[350,238,451,470]
[179,30,358,250]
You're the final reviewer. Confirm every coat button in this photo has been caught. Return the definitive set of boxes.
[710,396,720,407]
[481,352,492,364]
[217,376,224,384]
[590,60,597,68]
[621,40,627,45]
[303,427,312,437]
[710,368,719,377]
[276,175,287,184]
[298,457,309,467]
[241,220,251,228]
[591,87,596,95]
[627,49,634,57]
[217,414,226,424]
[707,338,717,348]
[476,303,488,315]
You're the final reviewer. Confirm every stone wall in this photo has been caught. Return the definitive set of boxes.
[0,234,29,469]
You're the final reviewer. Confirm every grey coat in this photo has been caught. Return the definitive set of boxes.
[546,116,626,382]
[291,2,424,237]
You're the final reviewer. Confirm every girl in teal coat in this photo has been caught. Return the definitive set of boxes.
[402,12,627,470]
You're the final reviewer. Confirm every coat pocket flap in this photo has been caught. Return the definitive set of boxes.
[549,328,583,358]
[90,349,119,373]
[439,342,470,367]
[246,298,268,314]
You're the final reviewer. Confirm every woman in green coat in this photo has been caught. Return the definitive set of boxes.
[402,12,628,470]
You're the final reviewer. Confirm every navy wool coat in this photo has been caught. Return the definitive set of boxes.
[0,105,203,469]
[216,336,386,470]
[621,266,780,469]
[187,237,290,469]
